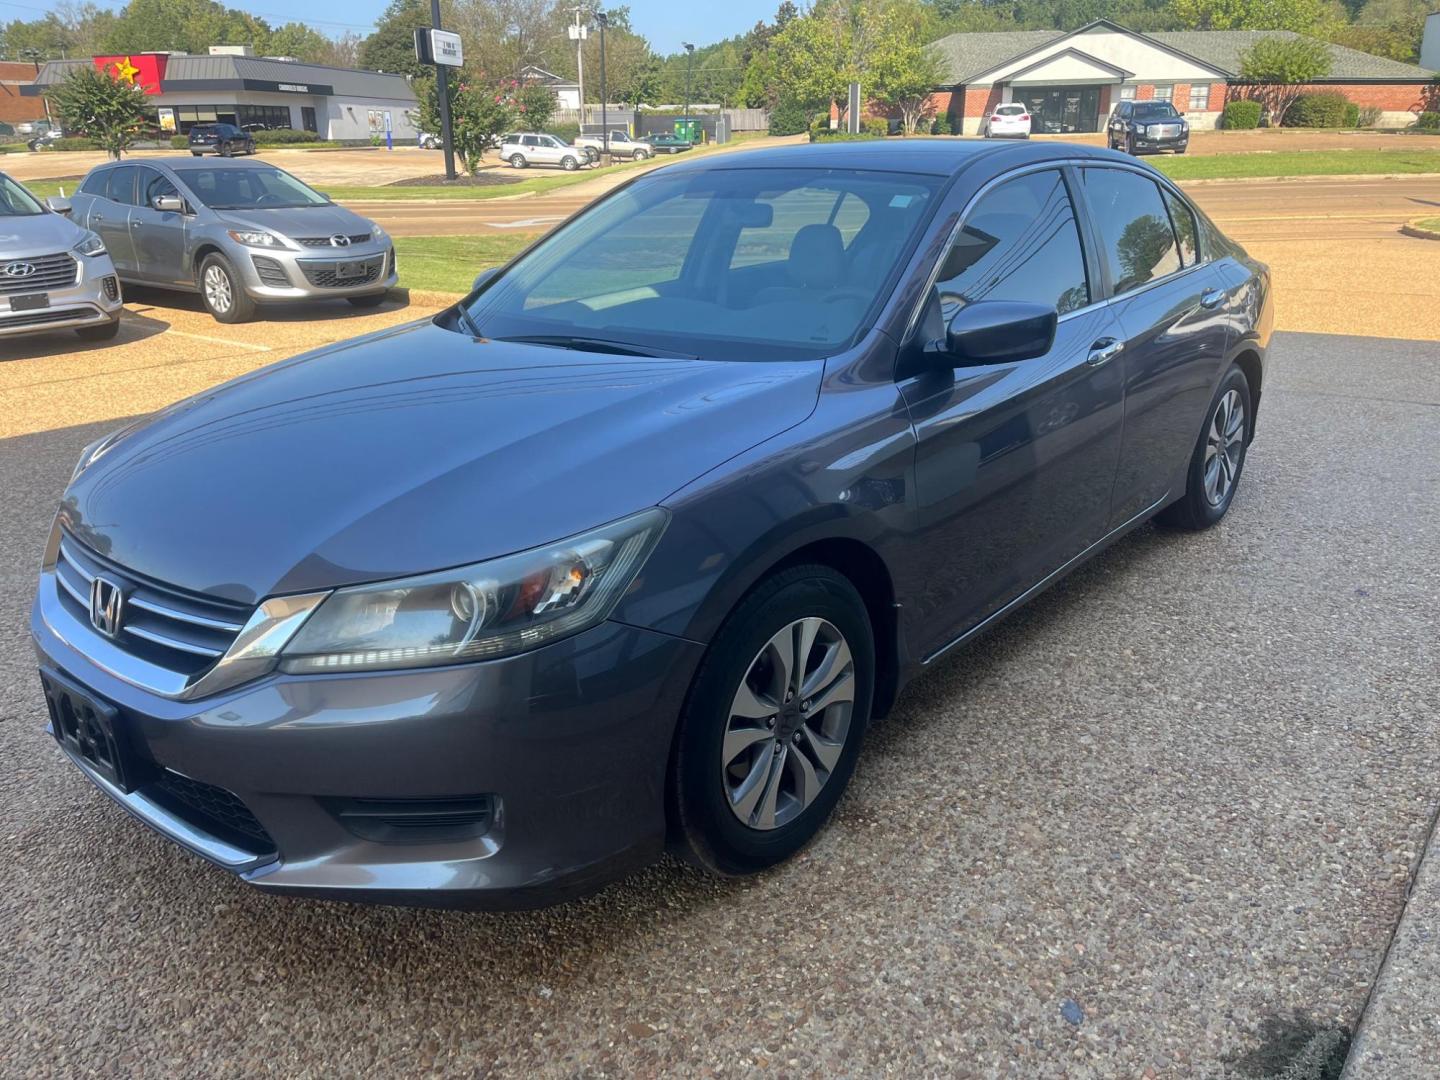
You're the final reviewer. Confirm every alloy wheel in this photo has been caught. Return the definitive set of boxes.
[1203,387,1246,505]
[722,617,855,831]
[203,265,232,313]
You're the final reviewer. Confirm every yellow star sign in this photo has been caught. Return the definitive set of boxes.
[111,56,140,83]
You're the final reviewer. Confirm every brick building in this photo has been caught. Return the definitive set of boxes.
[926,20,1438,135]
[0,61,49,129]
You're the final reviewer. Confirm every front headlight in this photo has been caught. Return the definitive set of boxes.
[279,508,668,673]
[72,230,106,257]
[370,222,387,242]
[227,229,286,248]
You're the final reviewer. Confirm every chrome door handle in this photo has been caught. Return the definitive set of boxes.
[1200,288,1223,309]
[1086,338,1124,368]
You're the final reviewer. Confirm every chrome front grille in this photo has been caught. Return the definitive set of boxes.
[1152,123,1182,139]
[54,535,249,677]
[296,234,371,248]
[0,251,78,294]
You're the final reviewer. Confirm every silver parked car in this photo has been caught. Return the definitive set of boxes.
[499,132,591,170]
[68,158,396,323]
[0,171,123,342]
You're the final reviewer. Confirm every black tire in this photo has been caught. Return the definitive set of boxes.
[1125,132,1136,155]
[1156,364,1253,531]
[190,150,203,156]
[218,141,232,158]
[561,155,578,171]
[197,252,255,324]
[346,293,386,308]
[76,318,121,342]
[633,148,650,160]
[509,153,527,169]
[672,564,875,876]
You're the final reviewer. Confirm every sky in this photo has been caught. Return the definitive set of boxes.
[46,0,786,55]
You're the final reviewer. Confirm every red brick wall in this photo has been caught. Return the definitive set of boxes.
[963,87,1004,118]
[0,61,47,125]
[1134,84,1154,101]
[1229,81,1433,114]
[1208,83,1228,111]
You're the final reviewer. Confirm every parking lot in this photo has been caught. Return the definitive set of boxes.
[2,147,1439,1075]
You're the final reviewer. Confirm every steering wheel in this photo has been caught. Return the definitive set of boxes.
[253,193,285,207]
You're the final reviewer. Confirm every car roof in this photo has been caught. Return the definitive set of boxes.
[162,156,272,173]
[656,138,1122,178]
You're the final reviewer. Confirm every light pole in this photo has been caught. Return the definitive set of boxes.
[430,0,457,179]
[596,10,609,165]
[682,42,694,142]
[568,6,588,130]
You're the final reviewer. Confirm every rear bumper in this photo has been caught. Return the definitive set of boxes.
[32,583,706,908]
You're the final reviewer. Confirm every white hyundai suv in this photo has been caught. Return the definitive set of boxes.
[499,133,590,171]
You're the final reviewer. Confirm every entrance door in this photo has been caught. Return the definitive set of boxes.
[301,107,318,133]
[1018,85,1102,133]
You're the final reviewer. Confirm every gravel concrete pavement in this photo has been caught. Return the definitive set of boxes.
[2,330,1438,1076]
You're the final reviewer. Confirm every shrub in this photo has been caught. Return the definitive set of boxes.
[810,131,883,142]
[170,133,189,149]
[930,115,952,135]
[1283,91,1350,128]
[1356,106,1383,128]
[808,113,833,140]
[49,136,104,151]
[861,117,889,137]
[768,96,809,136]
[1414,111,1440,131]
[1342,102,1360,127]
[1222,100,1262,129]
[250,127,318,144]
[543,122,581,144]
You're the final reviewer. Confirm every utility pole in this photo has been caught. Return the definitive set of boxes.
[682,42,694,141]
[596,10,609,165]
[430,0,457,180]
[569,7,587,131]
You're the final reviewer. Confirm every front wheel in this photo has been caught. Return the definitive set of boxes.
[561,155,578,171]
[1157,364,1252,531]
[198,252,255,324]
[509,153,527,168]
[633,148,650,160]
[672,565,874,876]
[190,150,203,156]
[1125,133,1136,155]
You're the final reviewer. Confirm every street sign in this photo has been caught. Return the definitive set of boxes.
[567,23,588,39]
[430,29,463,66]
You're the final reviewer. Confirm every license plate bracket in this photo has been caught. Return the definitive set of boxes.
[334,261,364,280]
[41,668,144,792]
[11,293,49,312]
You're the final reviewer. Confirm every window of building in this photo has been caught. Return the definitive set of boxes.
[929,169,1090,320]
[1189,84,1210,111]
[236,104,292,130]
[1152,84,1174,104]
[1119,84,1137,101]
[1082,168,1182,294]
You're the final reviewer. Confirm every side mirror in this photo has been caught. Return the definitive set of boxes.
[46,196,72,216]
[944,301,1057,366]
[152,194,185,213]
[471,266,501,293]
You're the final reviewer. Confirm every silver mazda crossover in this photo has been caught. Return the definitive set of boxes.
[0,171,123,342]
[33,140,1272,908]
[67,157,394,323]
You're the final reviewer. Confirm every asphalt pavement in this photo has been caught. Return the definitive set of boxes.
[2,329,1438,1076]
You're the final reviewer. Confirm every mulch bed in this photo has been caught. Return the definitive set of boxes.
[387,172,523,188]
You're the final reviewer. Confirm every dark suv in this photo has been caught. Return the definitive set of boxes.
[1107,100,1189,155]
[188,123,257,158]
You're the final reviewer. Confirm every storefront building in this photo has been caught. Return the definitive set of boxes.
[25,50,420,142]
[925,20,1438,135]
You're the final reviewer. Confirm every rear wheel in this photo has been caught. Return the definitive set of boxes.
[190,150,203,156]
[198,252,255,324]
[1157,364,1252,531]
[218,140,232,157]
[673,565,874,876]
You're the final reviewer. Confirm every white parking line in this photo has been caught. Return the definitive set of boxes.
[149,327,273,352]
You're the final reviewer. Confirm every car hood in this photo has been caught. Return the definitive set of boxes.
[0,211,81,254]
[214,203,373,241]
[62,320,822,606]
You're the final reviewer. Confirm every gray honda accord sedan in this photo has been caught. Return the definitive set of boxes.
[67,157,394,323]
[33,140,1272,908]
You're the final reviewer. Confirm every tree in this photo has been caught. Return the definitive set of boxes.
[1238,36,1334,123]
[46,63,150,159]
[358,0,436,76]
[1171,0,1336,33]
[514,81,556,130]
[771,0,856,119]
[870,0,944,133]
[418,70,514,172]
[266,23,337,62]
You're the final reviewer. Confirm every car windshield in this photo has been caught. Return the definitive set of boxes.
[1133,102,1180,119]
[459,167,941,362]
[180,166,329,210]
[0,174,44,216]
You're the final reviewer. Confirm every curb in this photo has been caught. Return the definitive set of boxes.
[1399,219,1440,240]
[1175,171,1440,186]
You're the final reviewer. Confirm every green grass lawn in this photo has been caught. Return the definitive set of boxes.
[1412,216,1440,232]
[394,234,537,293]
[1154,148,1440,180]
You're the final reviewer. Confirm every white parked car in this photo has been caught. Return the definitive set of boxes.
[573,130,652,160]
[982,103,1032,139]
[499,132,590,171]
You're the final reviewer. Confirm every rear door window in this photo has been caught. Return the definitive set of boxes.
[1081,168,1182,294]
[104,166,138,205]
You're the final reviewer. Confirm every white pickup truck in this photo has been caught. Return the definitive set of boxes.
[573,130,653,161]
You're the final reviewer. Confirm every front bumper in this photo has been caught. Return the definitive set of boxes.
[1132,130,1188,151]
[0,252,123,339]
[234,241,398,303]
[32,582,705,908]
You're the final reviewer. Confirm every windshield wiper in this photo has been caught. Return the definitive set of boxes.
[493,334,697,360]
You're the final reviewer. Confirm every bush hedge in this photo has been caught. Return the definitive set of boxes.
[251,128,320,144]
[170,134,189,149]
[930,115,953,135]
[768,96,809,136]
[1283,91,1351,128]
[47,136,103,151]
[1221,100,1262,130]
[542,123,581,143]
[1342,102,1360,127]
[1356,106,1383,128]
[1415,111,1440,131]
